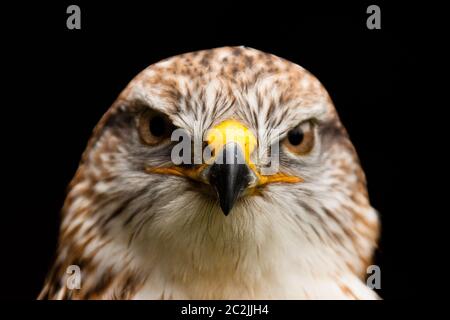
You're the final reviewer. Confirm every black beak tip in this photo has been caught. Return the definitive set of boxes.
[219,200,232,216]
[220,206,231,216]
[208,143,253,216]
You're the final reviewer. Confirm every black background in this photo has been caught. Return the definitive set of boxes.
[2,1,428,300]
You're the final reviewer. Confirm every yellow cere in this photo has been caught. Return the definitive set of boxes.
[206,120,257,163]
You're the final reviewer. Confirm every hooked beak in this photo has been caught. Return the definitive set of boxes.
[145,119,302,216]
[207,143,255,216]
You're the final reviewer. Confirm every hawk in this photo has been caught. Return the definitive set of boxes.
[39,47,380,299]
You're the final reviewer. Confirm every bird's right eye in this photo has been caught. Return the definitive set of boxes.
[138,109,174,145]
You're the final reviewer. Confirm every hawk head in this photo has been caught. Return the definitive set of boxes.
[40,47,379,299]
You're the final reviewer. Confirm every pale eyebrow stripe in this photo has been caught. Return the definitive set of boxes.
[292,100,329,124]
[281,99,329,129]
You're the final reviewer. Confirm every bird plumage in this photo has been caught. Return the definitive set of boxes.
[39,47,379,300]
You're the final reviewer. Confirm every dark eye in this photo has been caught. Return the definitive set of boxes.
[138,109,174,145]
[149,115,166,137]
[283,121,315,155]
[288,128,304,146]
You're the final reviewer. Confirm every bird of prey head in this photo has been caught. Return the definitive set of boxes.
[39,47,379,299]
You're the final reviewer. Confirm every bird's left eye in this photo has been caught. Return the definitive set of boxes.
[138,109,174,145]
[283,121,315,155]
